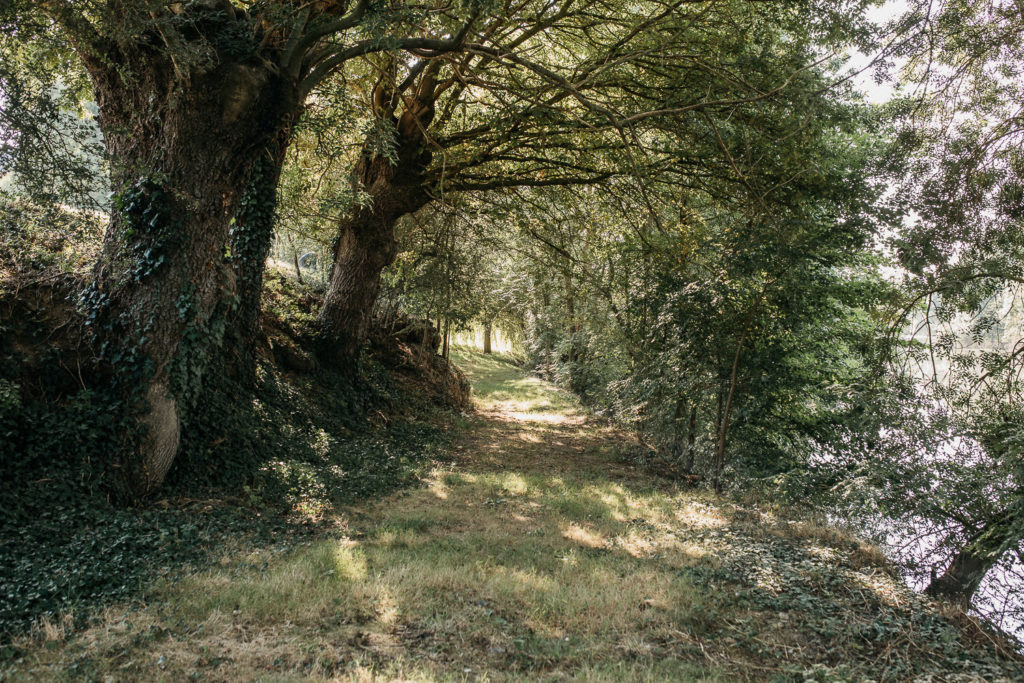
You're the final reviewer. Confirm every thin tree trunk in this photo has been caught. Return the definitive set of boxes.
[926,522,1011,605]
[671,397,698,472]
[541,284,552,379]
[683,404,698,473]
[715,389,724,447]
[565,270,575,364]
[79,25,299,497]
[712,290,765,492]
[671,397,686,462]
[713,327,750,492]
[483,320,492,354]
[293,251,304,285]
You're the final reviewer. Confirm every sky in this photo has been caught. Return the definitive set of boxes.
[845,0,910,104]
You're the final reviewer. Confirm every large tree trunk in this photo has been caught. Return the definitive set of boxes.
[223,134,294,383]
[79,27,299,497]
[925,522,1011,605]
[318,142,431,362]
[318,61,441,363]
[483,320,492,354]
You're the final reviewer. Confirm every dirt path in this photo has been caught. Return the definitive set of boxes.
[8,351,1022,681]
[447,350,643,484]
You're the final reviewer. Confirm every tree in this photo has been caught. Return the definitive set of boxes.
[873,0,1024,611]
[1,0,880,498]
[0,16,105,209]
[476,20,889,483]
[313,0,882,360]
[8,0,469,496]
[427,52,886,485]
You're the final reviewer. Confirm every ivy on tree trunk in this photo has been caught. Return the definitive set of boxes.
[78,20,300,497]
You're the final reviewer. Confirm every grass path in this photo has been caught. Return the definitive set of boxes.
[5,350,1022,681]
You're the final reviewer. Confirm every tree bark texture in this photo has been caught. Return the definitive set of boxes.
[79,22,300,497]
[318,149,431,361]
[318,63,440,362]
[223,135,293,383]
[483,320,492,354]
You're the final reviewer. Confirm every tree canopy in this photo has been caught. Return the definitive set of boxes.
[4,0,1024,648]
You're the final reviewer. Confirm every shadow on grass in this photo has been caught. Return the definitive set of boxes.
[5,350,1023,681]
[61,446,1020,681]
[0,358,449,640]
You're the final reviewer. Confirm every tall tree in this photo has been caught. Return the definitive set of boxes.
[16,0,468,496]
[878,0,1024,610]
[314,0,879,359]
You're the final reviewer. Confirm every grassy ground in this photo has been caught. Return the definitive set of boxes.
[3,349,1022,681]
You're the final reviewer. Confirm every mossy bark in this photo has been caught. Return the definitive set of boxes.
[79,18,300,497]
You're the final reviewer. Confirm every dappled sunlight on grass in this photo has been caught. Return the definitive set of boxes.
[496,472,529,495]
[426,478,449,500]
[8,350,1023,681]
[332,543,370,582]
[561,523,606,549]
[450,348,582,421]
[505,410,580,424]
[516,431,543,443]
[676,508,729,530]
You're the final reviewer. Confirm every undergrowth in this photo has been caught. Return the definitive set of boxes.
[0,215,460,637]
[1,356,451,640]
[4,350,1022,681]
[0,351,452,639]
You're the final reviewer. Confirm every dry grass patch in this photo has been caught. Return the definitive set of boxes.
[4,350,1022,681]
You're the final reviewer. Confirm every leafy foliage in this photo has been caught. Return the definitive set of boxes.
[404,53,894,490]
[0,214,454,636]
[0,350,449,637]
[0,14,105,210]
[4,0,1024,657]
[798,0,1024,633]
